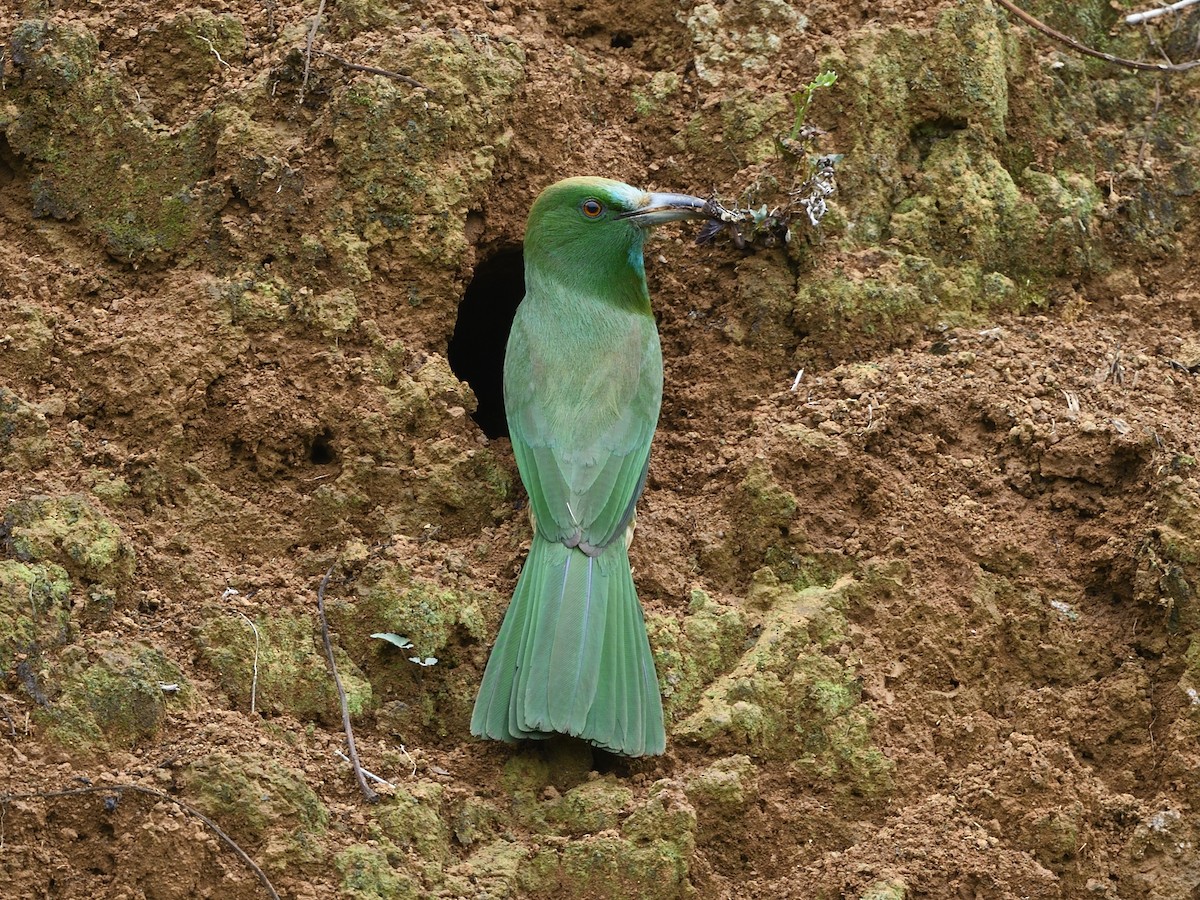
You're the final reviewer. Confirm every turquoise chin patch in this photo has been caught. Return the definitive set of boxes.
[627,241,646,279]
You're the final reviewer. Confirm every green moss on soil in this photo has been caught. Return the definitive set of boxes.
[0,305,55,376]
[349,566,488,665]
[328,30,524,285]
[41,640,184,750]
[457,838,530,897]
[1135,480,1200,630]
[220,274,293,329]
[888,134,1037,272]
[724,251,800,348]
[685,754,758,818]
[649,588,746,719]
[862,879,908,900]
[7,21,224,264]
[676,575,892,794]
[821,6,1009,243]
[632,71,681,117]
[775,2,1163,358]
[408,437,511,534]
[5,494,135,585]
[336,844,419,900]
[515,779,695,899]
[375,781,451,867]
[794,247,1042,359]
[519,831,690,899]
[546,776,634,835]
[183,752,329,871]
[86,470,133,506]
[0,560,72,675]
[680,0,808,88]
[195,606,372,722]
[706,462,801,572]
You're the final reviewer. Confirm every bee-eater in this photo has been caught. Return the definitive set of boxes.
[471,176,710,757]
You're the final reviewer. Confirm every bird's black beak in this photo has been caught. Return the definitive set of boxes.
[617,192,712,227]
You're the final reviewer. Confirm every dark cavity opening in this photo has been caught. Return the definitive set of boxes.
[910,116,968,162]
[0,133,26,186]
[448,245,525,439]
[308,430,336,465]
[610,32,634,48]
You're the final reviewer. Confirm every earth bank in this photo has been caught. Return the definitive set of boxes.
[2,1,1200,898]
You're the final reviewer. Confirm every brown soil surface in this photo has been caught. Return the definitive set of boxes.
[3,1,1200,898]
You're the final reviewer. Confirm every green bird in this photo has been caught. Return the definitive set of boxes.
[471,176,710,757]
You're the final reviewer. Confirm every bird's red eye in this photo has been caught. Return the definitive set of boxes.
[581,198,604,218]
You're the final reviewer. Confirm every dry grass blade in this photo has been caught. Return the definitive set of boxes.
[316,562,380,803]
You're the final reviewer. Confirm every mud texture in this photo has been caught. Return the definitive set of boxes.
[3,0,1200,898]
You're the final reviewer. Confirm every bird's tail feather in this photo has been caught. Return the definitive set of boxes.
[470,535,665,756]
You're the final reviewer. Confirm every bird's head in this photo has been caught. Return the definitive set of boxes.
[522,176,709,312]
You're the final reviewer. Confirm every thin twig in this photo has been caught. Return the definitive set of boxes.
[397,744,418,778]
[316,563,379,803]
[1126,0,1200,25]
[197,34,231,69]
[0,784,280,900]
[299,0,326,105]
[334,750,395,788]
[235,612,260,716]
[0,695,17,737]
[309,48,436,94]
[994,0,1200,71]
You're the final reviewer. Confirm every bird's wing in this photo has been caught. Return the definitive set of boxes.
[505,306,662,555]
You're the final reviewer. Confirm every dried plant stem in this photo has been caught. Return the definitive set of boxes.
[310,49,435,95]
[0,784,280,900]
[197,34,231,69]
[235,611,260,715]
[334,750,395,788]
[1126,0,1200,26]
[299,0,325,105]
[316,563,379,803]
[995,0,1200,71]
